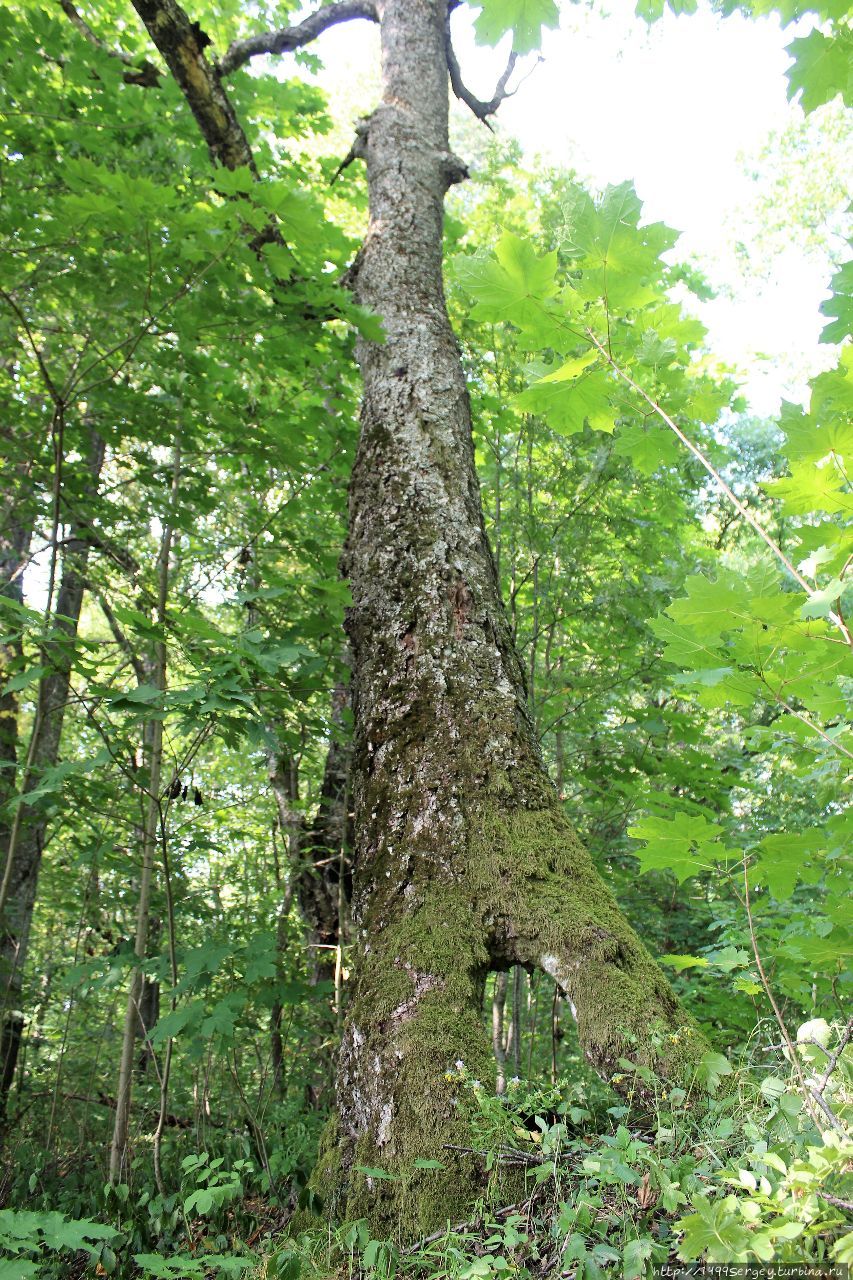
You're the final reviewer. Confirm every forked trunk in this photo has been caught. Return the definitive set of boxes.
[316,0,706,1238]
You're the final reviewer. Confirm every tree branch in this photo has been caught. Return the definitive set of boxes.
[56,0,161,85]
[129,0,256,171]
[218,0,379,78]
[445,14,518,129]
[127,0,344,319]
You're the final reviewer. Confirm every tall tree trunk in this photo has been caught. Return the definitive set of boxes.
[0,432,105,1125]
[317,0,706,1237]
[109,446,178,1183]
[0,500,30,1104]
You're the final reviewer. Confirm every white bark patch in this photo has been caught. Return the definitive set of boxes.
[541,955,578,1021]
[377,1101,394,1146]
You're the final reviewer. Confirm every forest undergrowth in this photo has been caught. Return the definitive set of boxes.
[1,1006,851,1278]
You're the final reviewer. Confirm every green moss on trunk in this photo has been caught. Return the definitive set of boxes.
[310,798,706,1241]
[468,803,707,1085]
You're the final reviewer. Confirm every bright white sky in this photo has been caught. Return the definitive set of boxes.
[304,0,849,417]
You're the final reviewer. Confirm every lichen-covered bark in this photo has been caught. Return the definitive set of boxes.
[130,0,255,171]
[312,0,707,1240]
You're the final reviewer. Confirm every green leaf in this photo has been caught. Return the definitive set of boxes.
[695,1051,733,1095]
[150,1001,204,1045]
[110,683,162,706]
[350,305,386,343]
[454,234,558,328]
[623,1237,653,1280]
[649,616,726,668]
[354,1165,398,1181]
[766,459,851,516]
[676,1194,752,1262]
[821,259,853,344]
[705,946,750,973]
[832,1229,853,1265]
[201,994,245,1039]
[613,423,680,474]
[760,1075,786,1102]
[635,0,665,19]
[183,1188,214,1216]
[472,0,559,54]
[786,28,853,112]
[756,830,822,901]
[2,666,47,694]
[516,367,617,435]
[260,242,296,282]
[801,578,845,619]
[628,811,725,882]
[667,569,754,638]
[659,954,709,971]
[412,1158,446,1169]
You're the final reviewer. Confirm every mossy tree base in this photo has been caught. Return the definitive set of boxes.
[312,801,705,1241]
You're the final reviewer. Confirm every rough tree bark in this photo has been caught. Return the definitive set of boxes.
[309,0,707,1237]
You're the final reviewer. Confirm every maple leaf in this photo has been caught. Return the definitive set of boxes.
[756,830,823,901]
[453,234,558,329]
[667,569,755,637]
[627,811,725,882]
[786,27,853,113]
[613,423,681,475]
[516,366,617,434]
[820,259,853,344]
[472,0,559,54]
[649,616,726,668]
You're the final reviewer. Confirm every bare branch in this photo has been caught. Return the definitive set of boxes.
[218,0,379,77]
[56,0,161,85]
[445,14,518,129]
[130,0,256,171]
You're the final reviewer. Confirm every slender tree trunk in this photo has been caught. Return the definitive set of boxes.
[267,750,300,1099]
[270,685,352,1103]
[136,917,161,1083]
[0,506,30,1118]
[295,681,351,987]
[491,972,508,1095]
[0,432,105,1124]
[508,964,523,1079]
[316,0,706,1237]
[109,448,178,1183]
